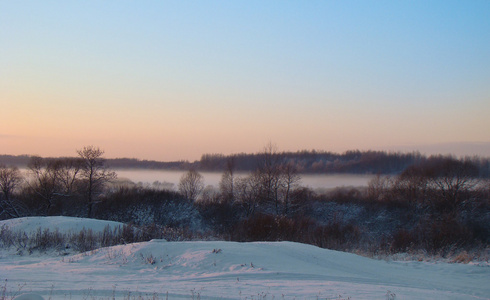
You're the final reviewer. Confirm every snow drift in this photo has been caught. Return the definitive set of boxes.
[1,217,489,299]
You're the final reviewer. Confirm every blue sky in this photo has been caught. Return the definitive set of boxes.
[1,1,489,160]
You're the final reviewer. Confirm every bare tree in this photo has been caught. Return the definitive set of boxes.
[77,146,117,217]
[0,165,23,218]
[235,143,304,216]
[280,162,301,215]
[235,173,262,217]
[24,157,85,215]
[54,157,83,195]
[367,174,393,202]
[178,169,204,201]
[219,156,236,203]
[392,156,480,211]
[425,157,480,210]
[256,142,284,215]
[393,166,429,205]
[27,156,60,215]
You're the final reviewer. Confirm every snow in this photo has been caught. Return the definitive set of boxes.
[13,294,45,300]
[0,216,125,235]
[1,217,489,299]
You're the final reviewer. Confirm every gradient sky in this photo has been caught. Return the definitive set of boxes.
[1,1,489,161]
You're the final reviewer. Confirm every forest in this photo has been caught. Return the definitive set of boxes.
[1,145,489,261]
[3,149,490,175]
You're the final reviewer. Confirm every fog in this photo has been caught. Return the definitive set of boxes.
[114,169,375,190]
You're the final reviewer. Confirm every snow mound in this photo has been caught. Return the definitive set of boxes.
[3,239,489,299]
[73,239,388,278]
[0,216,125,235]
[1,217,489,299]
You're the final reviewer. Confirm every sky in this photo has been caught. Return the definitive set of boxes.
[1,1,489,161]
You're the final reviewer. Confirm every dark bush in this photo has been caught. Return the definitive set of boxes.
[391,229,414,252]
[230,213,362,251]
[197,201,240,234]
[421,215,473,253]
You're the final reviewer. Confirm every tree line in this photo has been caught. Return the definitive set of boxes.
[3,149,489,175]
[1,144,489,258]
[1,144,488,220]
[199,150,490,175]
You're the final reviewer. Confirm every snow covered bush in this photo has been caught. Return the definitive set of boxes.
[0,222,152,254]
[94,187,204,230]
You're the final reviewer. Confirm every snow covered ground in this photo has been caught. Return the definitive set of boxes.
[1,216,125,236]
[1,217,489,299]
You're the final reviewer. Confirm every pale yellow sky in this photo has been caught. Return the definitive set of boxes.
[1,1,490,161]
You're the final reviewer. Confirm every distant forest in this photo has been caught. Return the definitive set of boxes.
[1,150,490,176]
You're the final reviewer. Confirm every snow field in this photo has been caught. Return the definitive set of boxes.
[1,217,489,299]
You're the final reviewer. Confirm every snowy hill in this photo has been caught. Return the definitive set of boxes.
[1,217,489,299]
[0,216,125,235]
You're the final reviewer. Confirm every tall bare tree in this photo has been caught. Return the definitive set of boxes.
[27,156,60,215]
[178,169,204,201]
[425,157,480,210]
[256,142,283,215]
[235,173,262,217]
[280,162,301,215]
[367,174,393,202]
[77,146,116,217]
[54,157,83,195]
[24,157,85,215]
[391,156,480,211]
[219,156,236,203]
[0,165,23,218]
[393,166,429,205]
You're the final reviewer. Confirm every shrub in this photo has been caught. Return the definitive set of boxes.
[72,228,97,252]
[231,213,362,251]
[31,228,64,251]
[390,229,414,252]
